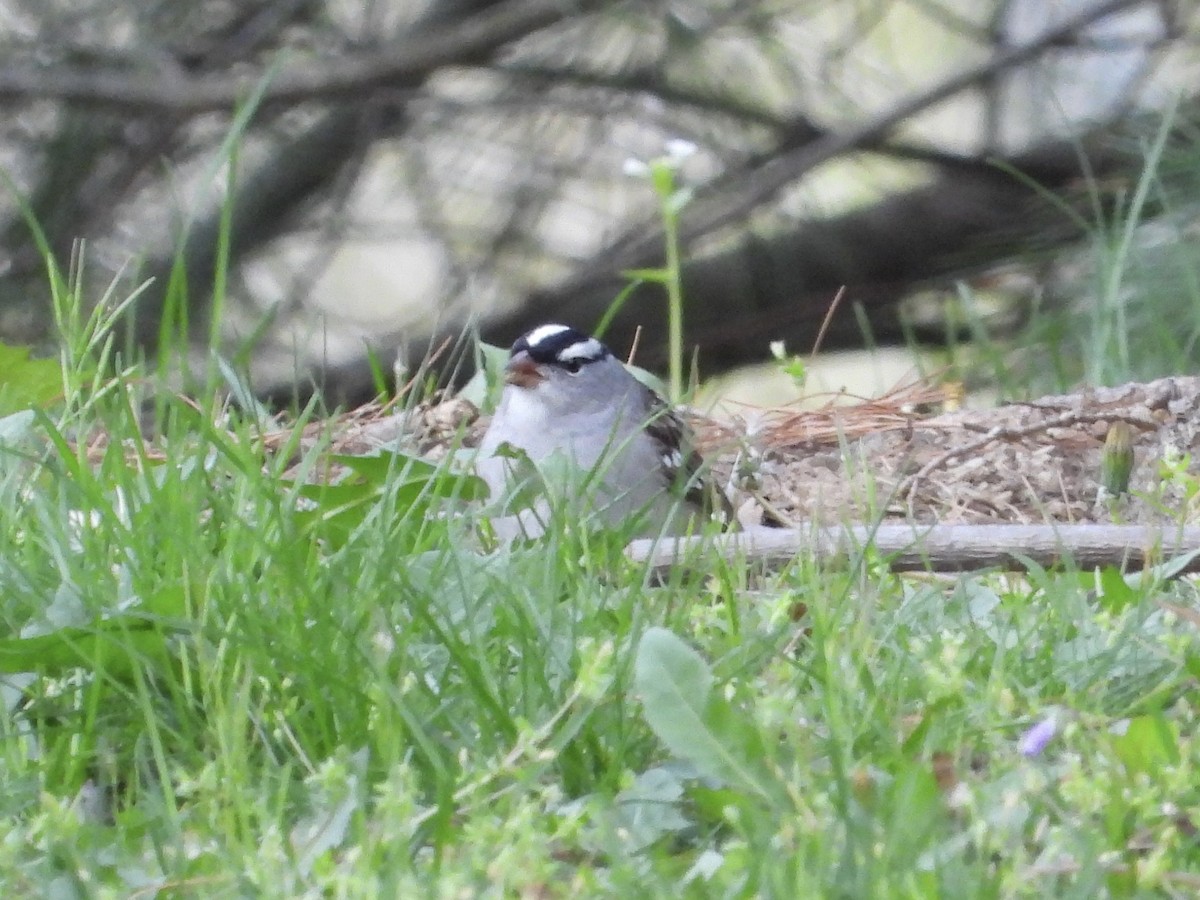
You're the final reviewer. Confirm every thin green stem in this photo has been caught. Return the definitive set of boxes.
[663,204,684,403]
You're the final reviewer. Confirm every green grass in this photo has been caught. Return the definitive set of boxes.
[3,120,1200,897]
[0,310,1198,897]
[919,111,1200,400]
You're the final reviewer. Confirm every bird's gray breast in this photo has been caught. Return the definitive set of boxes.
[477,385,663,518]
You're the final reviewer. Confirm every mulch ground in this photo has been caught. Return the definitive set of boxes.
[297,374,1200,528]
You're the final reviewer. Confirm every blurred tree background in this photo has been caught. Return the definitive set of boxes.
[0,0,1195,404]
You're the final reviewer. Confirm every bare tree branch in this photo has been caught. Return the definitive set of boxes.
[1,0,1183,409]
[271,126,1134,408]
[479,129,1132,374]
[496,62,822,134]
[547,0,1150,295]
[0,0,612,113]
[115,0,622,353]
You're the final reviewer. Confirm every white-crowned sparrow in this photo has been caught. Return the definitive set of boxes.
[476,324,729,539]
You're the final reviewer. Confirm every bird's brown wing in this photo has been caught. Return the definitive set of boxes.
[642,387,733,523]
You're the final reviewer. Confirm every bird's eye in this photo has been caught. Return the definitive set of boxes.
[561,359,583,374]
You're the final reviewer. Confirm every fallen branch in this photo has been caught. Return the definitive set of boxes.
[628,524,1200,577]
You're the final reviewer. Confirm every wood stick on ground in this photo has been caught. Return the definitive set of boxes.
[628,524,1200,577]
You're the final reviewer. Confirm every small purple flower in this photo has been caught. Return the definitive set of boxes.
[1018,714,1058,757]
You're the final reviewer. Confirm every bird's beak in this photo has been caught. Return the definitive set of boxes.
[504,350,544,388]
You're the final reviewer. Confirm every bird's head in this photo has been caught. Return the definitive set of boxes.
[500,324,632,416]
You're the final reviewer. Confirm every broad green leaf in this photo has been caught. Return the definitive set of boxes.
[1096,566,1138,612]
[297,478,379,506]
[290,449,486,547]
[142,584,190,620]
[884,762,943,860]
[611,766,691,852]
[1125,545,1200,589]
[329,450,436,483]
[634,628,772,798]
[291,747,368,876]
[1112,713,1180,776]
[1185,651,1200,682]
[0,616,182,679]
[0,409,34,446]
[460,340,510,411]
[293,483,380,546]
[325,450,487,501]
[0,343,63,415]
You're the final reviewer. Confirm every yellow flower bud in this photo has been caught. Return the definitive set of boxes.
[1101,421,1135,496]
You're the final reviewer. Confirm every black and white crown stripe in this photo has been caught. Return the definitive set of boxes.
[512,324,610,367]
[520,323,572,349]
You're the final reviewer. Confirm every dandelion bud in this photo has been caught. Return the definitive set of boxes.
[1101,421,1135,496]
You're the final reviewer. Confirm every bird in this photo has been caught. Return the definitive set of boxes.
[475,324,730,539]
